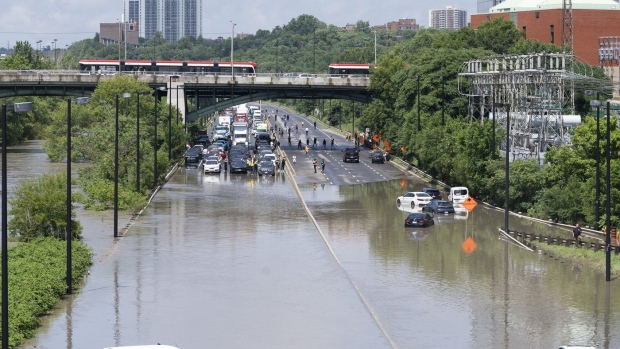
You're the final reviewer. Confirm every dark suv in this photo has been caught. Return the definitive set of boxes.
[343,148,360,163]
[422,187,442,200]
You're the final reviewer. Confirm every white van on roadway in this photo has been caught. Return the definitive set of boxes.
[448,186,469,204]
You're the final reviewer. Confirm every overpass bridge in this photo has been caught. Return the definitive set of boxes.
[0,71,373,122]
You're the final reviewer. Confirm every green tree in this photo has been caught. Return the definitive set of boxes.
[476,18,521,54]
[8,173,82,241]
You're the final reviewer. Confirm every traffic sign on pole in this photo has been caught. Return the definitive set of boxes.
[462,196,477,212]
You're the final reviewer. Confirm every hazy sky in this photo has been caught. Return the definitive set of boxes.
[0,0,476,50]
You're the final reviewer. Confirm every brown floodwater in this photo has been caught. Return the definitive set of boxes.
[9,141,619,349]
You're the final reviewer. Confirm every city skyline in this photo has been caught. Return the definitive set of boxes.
[0,0,477,49]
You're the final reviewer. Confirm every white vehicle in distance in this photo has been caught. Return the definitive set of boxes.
[203,157,221,174]
[396,192,433,209]
[448,186,469,204]
[232,131,248,146]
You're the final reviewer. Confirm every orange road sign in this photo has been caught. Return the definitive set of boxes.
[462,196,477,212]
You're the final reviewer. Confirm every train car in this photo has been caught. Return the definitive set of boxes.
[78,59,257,75]
[328,63,370,76]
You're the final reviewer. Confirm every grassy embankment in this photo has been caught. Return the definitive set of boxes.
[2,238,92,348]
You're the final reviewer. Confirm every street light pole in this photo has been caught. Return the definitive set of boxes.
[231,21,236,79]
[605,101,611,282]
[374,30,377,65]
[492,92,496,160]
[591,95,602,230]
[115,93,132,238]
[2,102,33,349]
[503,104,511,235]
[66,97,88,295]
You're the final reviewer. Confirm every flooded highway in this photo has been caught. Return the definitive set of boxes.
[8,140,620,349]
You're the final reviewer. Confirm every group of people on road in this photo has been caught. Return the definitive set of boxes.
[311,158,325,173]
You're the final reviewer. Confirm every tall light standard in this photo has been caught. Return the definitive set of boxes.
[135,91,150,193]
[275,39,279,73]
[231,21,236,79]
[168,75,179,160]
[53,39,58,63]
[154,87,166,188]
[373,30,377,65]
[496,103,511,235]
[2,101,33,349]
[66,97,88,295]
[115,93,132,238]
[590,96,602,230]
[605,102,611,282]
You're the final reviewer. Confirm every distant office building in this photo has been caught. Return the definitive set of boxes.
[372,18,420,32]
[100,22,140,46]
[386,18,420,31]
[124,0,202,42]
[429,6,468,29]
[477,0,506,14]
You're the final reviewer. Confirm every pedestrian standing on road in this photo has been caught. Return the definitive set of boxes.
[298,139,302,150]
[281,157,286,172]
[302,121,304,128]
[573,224,583,242]
[224,157,228,172]
[321,159,325,172]
[288,127,291,136]
[295,125,298,132]
[305,145,310,157]
[313,137,317,148]
[305,127,309,136]
[314,121,317,129]
[288,135,292,146]
[330,137,335,150]
[292,155,297,164]
[313,158,318,173]
[306,138,310,147]
[322,138,327,150]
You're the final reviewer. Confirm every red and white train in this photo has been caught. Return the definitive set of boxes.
[328,63,370,76]
[78,59,257,74]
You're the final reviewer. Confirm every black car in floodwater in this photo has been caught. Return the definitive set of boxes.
[184,145,204,165]
[230,158,249,173]
[404,212,435,228]
[422,200,455,214]
[258,160,275,176]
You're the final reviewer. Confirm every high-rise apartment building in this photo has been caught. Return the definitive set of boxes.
[429,6,468,30]
[124,0,202,42]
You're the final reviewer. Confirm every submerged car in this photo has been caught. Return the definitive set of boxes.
[404,212,435,228]
[422,200,455,214]
[230,158,249,173]
[258,160,275,176]
[184,145,204,164]
[203,158,221,174]
[422,187,442,200]
[396,192,433,208]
